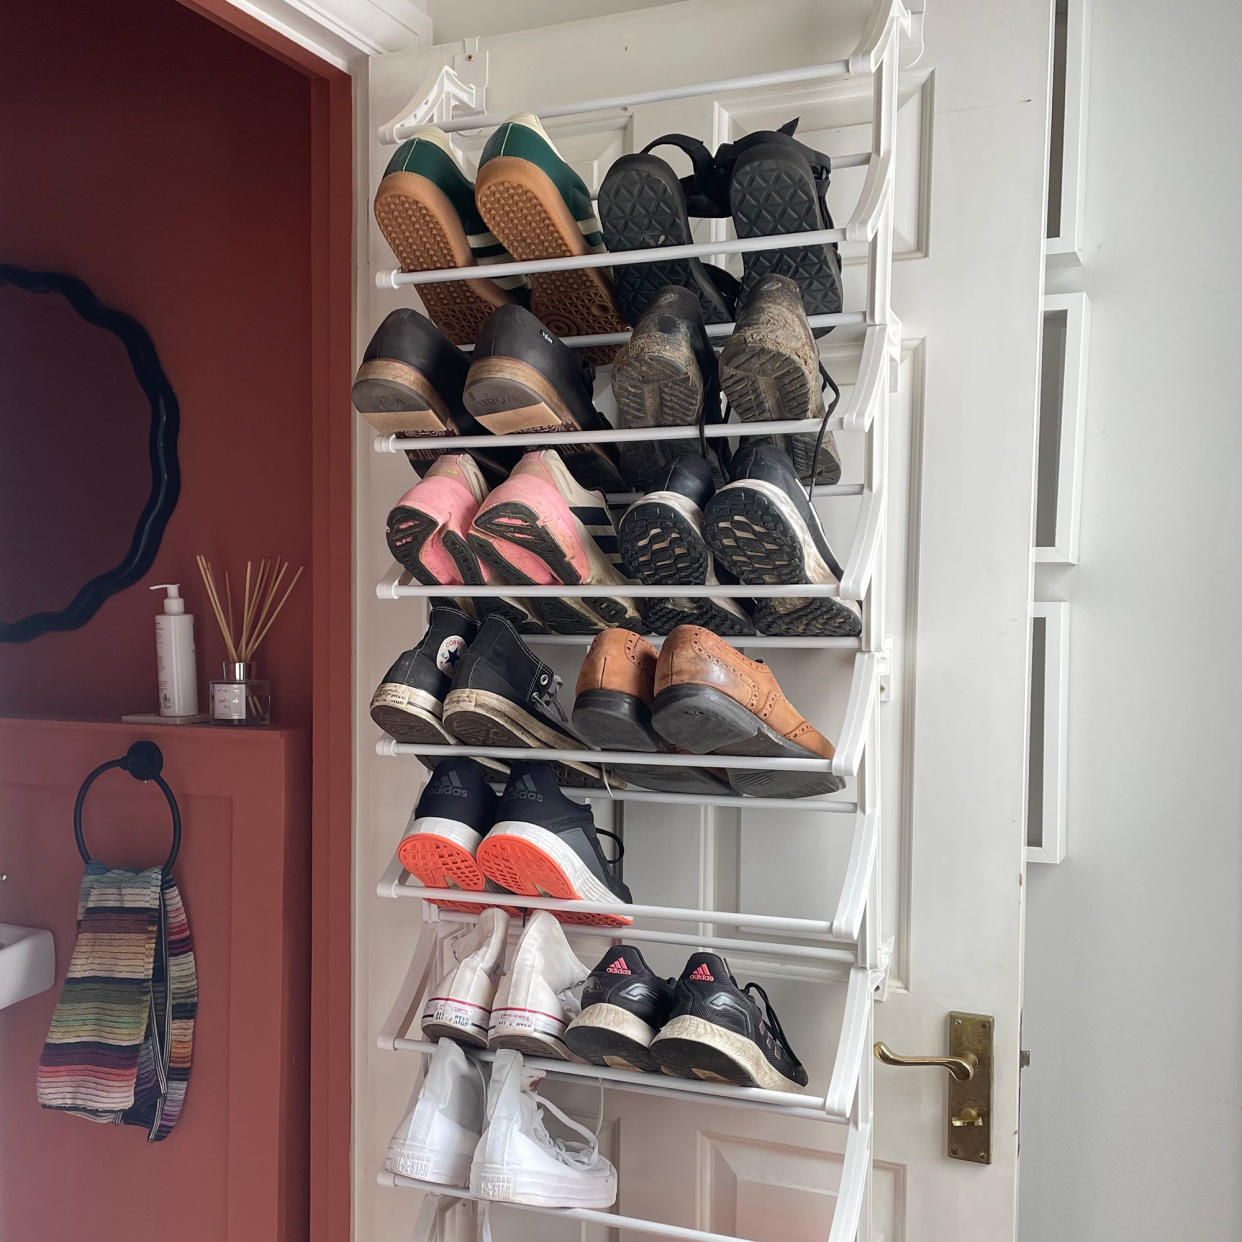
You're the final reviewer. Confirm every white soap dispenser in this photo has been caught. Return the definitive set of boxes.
[150,584,198,717]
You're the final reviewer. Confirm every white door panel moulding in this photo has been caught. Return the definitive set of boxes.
[1045,0,1089,265]
[1026,602,1069,865]
[224,0,431,68]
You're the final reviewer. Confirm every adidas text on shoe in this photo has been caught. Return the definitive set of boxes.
[374,127,528,345]
[478,761,633,927]
[487,909,588,1058]
[650,952,809,1093]
[474,114,627,364]
[385,1037,485,1185]
[421,907,512,1046]
[565,945,675,1072]
[441,614,605,787]
[470,1048,618,1207]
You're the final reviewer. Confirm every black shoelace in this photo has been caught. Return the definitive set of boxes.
[743,980,798,1060]
[806,364,842,503]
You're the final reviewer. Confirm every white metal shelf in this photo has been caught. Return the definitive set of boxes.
[375,650,877,780]
[523,632,862,651]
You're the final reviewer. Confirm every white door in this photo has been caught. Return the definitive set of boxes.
[353,2,1051,1241]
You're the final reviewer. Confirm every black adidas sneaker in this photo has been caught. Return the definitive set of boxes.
[441,615,604,787]
[651,952,809,1093]
[462,304,624,493]
[476,761,633,927]
[394,757,514,916]
[610,285,728,490]
[565,945,676,1071]
[703,444,862,638]
[370,607,508,776]
[618,455,755,637]
[352,308,516,484]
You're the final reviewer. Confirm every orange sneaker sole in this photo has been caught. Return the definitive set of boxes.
[397,832,518,916]
[476,834,632,928]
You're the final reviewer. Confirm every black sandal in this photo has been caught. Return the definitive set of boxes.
[598,134,739,327]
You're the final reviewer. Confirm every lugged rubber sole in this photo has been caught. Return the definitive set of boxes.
[703,480,862,639]
[651,682,844,800]
[729,146,843,320]
[442,687,606,788]
[374,170,515,346]
[476,822,632,927]
[651,1013,805,1093]
[474,156,627,365]
[440,527,544,634]
[719,335,842,487]
[599,156,734,327]
[618,496,755,637]
[611,346,706,490]
[463,355,624,493]
[397,818,509,916]
[566,1003,661,1072]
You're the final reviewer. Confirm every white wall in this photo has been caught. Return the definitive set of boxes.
[1020,1,1242,1237]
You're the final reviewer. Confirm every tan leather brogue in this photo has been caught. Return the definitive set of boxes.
[571,628,735,798]
[651,624,843,799]
[572,629,660,751]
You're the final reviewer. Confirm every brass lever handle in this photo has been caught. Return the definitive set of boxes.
[873,1041,978,1083]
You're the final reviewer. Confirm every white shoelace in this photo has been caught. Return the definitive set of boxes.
[529,1092,602,1171]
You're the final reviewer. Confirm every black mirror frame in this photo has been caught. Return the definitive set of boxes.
[0,264,180,643]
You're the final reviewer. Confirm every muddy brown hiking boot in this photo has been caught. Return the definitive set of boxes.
[719,275,842,487]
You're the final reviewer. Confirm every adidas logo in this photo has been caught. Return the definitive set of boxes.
[509,774,544,803]
[605,959,632,976]
[429,771,468,798]
[689,963,714,982]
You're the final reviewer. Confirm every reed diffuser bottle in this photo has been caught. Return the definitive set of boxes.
[196,554,303,727]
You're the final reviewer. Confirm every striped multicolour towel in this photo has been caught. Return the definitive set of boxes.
[37,862,196,1141]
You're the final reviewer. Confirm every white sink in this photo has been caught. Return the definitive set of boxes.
[0,924,54,1009]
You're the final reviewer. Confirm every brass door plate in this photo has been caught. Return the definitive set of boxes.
[947,1011,993,1164]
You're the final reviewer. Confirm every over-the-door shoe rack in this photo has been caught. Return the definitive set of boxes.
[370,3,924,1240]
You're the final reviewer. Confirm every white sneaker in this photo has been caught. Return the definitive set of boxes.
[488,910,588,1059]
[470,1048,617,1207]
[385,1038,484,1186]
[422,908,511,1048]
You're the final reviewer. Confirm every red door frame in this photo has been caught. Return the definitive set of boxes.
[175,5,354,1239]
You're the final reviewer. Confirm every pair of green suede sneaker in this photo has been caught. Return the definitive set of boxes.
[375,114,628,361]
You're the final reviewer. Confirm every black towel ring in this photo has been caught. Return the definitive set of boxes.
[73,740,181,871]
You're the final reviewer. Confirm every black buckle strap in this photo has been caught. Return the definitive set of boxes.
[640,132,732,217]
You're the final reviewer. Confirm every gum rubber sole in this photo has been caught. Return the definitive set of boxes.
[703,483,862,639]
[397,831,492,915]
[651,683,844,800]
[719,337,842,487]
[729,146,843,320]
[442,688,607,788]
[618,500,756,638]
[474,156,628,365]
[374,171,516,346]
[463,356,624,493]
[650,1014,805,1092]
[566,1003,661,1072]
[475,832,632,927]
[599,157,734,327]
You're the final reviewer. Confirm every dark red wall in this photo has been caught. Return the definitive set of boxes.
[0,0,314,725]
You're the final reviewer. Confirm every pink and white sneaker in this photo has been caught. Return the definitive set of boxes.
[386,454,541,631]
[467,450,642,634]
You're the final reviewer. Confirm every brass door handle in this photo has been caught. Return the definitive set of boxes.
[873,1041,978,1083]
